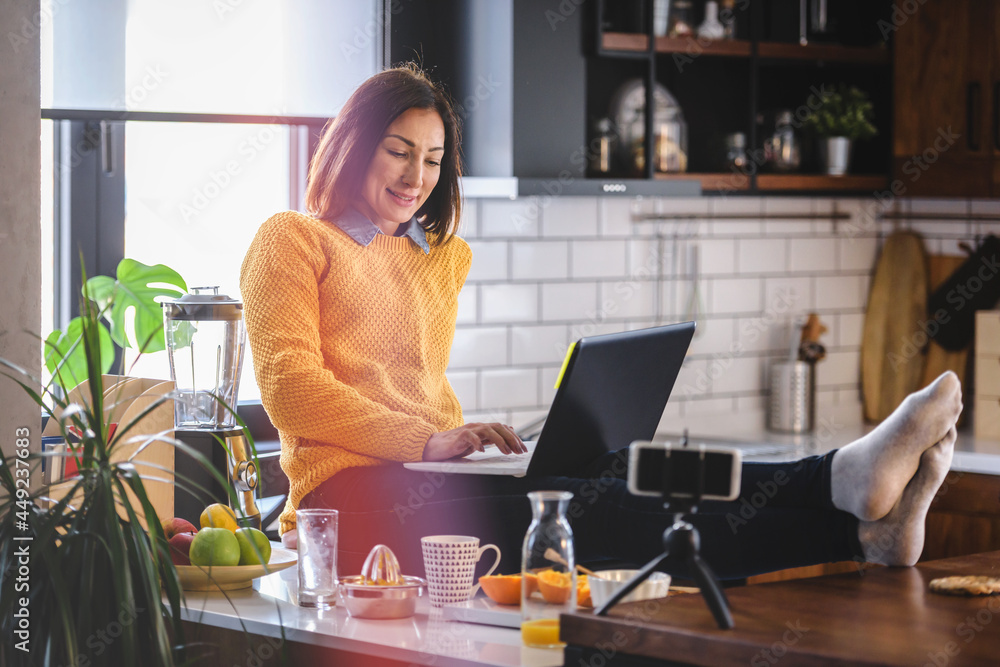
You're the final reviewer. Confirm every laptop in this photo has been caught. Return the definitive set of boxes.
[403,321,696,478]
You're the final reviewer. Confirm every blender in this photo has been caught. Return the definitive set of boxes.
[164,286,261,529]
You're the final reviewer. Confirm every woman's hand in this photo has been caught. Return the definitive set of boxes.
[422,422,527,461]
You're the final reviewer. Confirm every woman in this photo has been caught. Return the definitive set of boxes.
[240,64,963,577]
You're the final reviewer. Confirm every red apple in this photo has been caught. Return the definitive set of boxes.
[168,532,196,566]
[162,517,197,539]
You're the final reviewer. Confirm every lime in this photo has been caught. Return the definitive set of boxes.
[235,527,272,566]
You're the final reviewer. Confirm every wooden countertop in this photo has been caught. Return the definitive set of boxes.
[561,551,1000,666]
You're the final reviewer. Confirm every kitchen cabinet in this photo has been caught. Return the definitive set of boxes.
[388,0,892,196]
[893,0,999,197]
[588,0,894,194]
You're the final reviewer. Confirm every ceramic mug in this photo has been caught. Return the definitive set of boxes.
[420,535,501,607]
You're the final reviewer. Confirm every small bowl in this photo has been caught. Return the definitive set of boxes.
[588,570,671,608]
[338,575,426,619]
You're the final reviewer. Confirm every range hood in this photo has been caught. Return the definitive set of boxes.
[387,0,699,199]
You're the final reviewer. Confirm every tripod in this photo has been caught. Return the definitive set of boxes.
[593,437,735,629]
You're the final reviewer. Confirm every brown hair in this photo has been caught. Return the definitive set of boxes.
[304,63,462,246]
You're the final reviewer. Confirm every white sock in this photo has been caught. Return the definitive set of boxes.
[831,371,962,521]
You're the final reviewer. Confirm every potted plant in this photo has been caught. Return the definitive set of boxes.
[803,85,878,176]
[0,266,258,666]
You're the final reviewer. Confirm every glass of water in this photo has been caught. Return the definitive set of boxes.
[296,508,339,608]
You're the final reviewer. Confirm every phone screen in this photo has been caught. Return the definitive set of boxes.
[633,446,739,499]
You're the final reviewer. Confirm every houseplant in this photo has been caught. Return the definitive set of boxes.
[803,85,878,176]
[0,268,267,666]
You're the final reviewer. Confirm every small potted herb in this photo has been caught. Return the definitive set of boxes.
[803,85,878,176]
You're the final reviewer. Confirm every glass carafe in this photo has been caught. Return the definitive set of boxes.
[521,491,575,649]
[163,286,246,429]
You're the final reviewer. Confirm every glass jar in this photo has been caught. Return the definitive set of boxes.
[589,118,616,175]
[766,110,801,172]
[668,0,694,37]
[521,491,575,649]
[724,132,748,171]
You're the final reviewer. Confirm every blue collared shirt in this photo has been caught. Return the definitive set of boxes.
[334,207,430,255]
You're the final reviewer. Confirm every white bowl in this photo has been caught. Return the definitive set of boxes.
[588,569,671,608]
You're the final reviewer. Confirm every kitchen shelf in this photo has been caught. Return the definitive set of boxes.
[602,32,752,58]
[756,174,889,191]
[757,42,890,65]
[654,172,752,192]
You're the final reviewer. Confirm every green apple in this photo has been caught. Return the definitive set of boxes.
[189,527,240,567]
[235,527,272,566]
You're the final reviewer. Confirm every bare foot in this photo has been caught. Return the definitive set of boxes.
[832,371,961,521]
[858,428,955,566]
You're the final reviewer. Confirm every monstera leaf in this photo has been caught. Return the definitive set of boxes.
[86,259,187,353]
[44,316,114,390]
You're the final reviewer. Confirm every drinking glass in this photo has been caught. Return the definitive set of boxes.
[296,509,339,608]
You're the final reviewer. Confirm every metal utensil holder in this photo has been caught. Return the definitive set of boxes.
[768,360,814,433]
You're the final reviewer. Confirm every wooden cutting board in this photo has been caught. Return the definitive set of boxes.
[921,254,970,425]
[861,231,929,422]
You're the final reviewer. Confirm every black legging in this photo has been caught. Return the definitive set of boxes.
[300,449,863,580]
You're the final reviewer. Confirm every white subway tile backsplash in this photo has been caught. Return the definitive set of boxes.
[789,237,837,273]
[908,198,970,215]
[739,238,788,274]
[710,356,764,394]
[762,197,815,215]
[628,239,664,277]
[710,196,761,216]
[481,284,539,324]
[456,285,478,324]
[814,275,866,310]
[540,366,561,406]
[452,194,984,422]
[480,368,539,410]
[971,199,1000,215]
[459,199,480,238]
[939,237,972,255]
[571,239,627,279]
[467,240,509,281]
[447,370,478,411]
[511,325,568,366]
[481,199,540,237]
[687,318,735,357]
[600,198,637,237]
[698,238,736,276]
[815,350,860,387]
[710,277,763,314]
[836,312,865,347]
[599,280,657,319]
[450,326,508,368]
[838,236,878,272]
[511,241,569,280]
[463,410,511,424]
[542,197,599,237]
[542,282,598,322]
[765,276,813,313]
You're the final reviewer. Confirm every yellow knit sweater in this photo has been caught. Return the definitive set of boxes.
[240,210,471,534]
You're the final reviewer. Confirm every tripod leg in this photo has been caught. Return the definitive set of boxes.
[593,553,669,617]
[688,554,734,629]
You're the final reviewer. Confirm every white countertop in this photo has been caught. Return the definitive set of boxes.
[657,402,1000,475]
[177,563,561,667]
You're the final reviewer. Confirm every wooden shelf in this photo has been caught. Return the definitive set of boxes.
[601,32,752,57]
[653,172,752,191]
[757,41,890,65]
[756,173,888,191]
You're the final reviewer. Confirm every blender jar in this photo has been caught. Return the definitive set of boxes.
[163,286,246,429]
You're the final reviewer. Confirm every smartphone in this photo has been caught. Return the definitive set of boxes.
[627,440,742,501]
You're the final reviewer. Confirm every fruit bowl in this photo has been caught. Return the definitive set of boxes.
[174,546,297,591]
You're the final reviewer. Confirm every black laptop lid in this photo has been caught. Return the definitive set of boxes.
[525,321,696,477]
